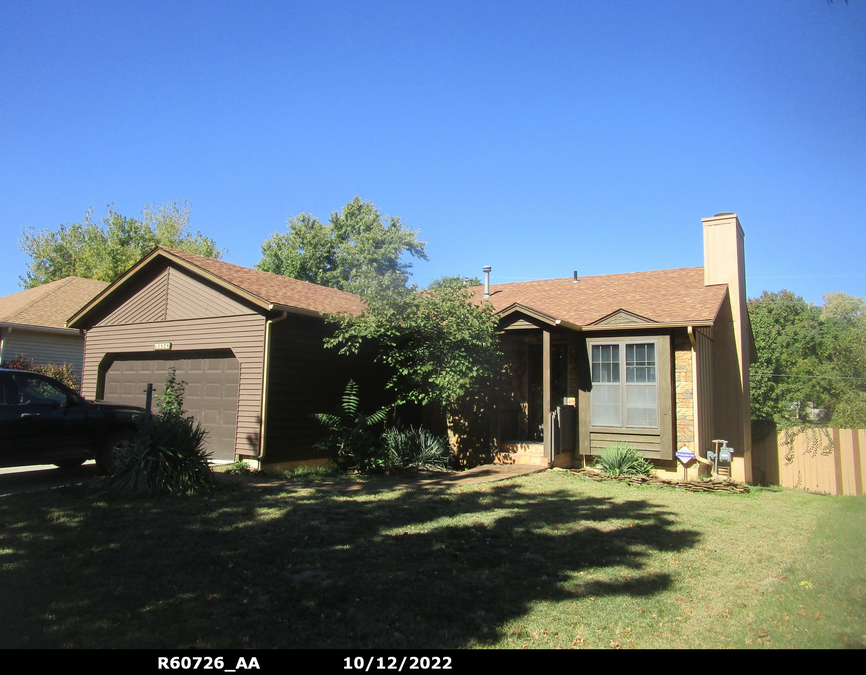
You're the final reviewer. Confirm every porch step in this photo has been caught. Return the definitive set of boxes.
[494,442,550,467]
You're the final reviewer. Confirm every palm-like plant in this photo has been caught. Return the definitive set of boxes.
[109,415,212,495]
[594,442,654,477]
[109,367,213,495]
[314,380,389,471]
[381,426,450,470]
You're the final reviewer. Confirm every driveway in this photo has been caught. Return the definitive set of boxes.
[0,461,99,496]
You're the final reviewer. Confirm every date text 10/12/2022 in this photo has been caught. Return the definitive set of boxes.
[344,657,453,671]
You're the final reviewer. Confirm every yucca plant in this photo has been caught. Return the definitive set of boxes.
[109,415,213,495]
[381,426,451,470]
[314,380,390,472]
[594,442,653,477]
[109,367,213,495]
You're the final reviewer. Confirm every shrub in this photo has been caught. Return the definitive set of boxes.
[381,426,451,470]
[109,415,212,495]
[314,380,390,472]
[2,355,80,391]
[595,442,653,477]
[156,366,187,420]
[110,368,213,494]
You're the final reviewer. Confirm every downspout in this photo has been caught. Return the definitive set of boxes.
[258,309,288,464]
[0,326,7,365]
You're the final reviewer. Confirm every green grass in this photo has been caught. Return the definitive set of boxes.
[0,471,863,649]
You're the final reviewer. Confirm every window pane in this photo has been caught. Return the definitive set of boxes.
[626,343,656,384]
[592,344,620,383]
[592,384,621,426]
[626,384,658,427]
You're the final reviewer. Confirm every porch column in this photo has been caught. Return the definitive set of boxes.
[543,328,552,461]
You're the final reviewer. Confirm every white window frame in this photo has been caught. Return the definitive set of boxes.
[589,338,660,430]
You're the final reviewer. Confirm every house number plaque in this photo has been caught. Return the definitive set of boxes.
[154,342,172,351]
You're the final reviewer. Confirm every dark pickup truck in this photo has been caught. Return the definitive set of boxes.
[0,368,144,473]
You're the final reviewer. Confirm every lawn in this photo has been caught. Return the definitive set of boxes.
[1,469,863,649]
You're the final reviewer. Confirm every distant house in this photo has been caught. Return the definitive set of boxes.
[0,277,110,378]
[67,248,386,467]
[473,213,755,483]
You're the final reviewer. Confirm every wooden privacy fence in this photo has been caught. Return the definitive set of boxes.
[752,427,865,496]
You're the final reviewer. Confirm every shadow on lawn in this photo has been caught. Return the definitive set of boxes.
[0,476,701,649]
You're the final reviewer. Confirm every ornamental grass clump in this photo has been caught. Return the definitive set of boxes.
[595,442,653,477]
[381,426,451,470]
[110,367,213,495]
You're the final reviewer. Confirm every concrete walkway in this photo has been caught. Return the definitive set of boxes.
[218,463,547,493]
[411,463,546,487]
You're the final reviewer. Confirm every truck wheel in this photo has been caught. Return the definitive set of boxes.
[97,430,135,475]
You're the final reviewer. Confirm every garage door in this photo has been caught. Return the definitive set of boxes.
[103,353,240,461]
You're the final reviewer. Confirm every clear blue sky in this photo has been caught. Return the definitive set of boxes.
[2,0,864,305]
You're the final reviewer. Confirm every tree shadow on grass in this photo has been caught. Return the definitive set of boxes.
[0,474,701,648]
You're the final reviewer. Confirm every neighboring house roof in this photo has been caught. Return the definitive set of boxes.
[69,247,364,328]
[0,277,110,331]
[471,267,728,328]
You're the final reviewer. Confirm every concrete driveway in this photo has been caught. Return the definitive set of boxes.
[0,461,100,496]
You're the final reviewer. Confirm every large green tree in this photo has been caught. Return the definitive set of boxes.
[256,197,427,297]
[427,275,482,290]
[325,282,502,416]
[20,199,222,287]
[749,290,866,427]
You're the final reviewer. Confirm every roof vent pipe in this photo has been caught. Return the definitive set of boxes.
[483,266,492,298]
[573,271,578,283]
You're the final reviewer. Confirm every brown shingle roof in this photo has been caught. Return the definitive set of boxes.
[160,248,365,316]
[471,267,728,326]
[0,277,110,330]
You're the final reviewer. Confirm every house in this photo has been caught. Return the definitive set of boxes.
[473,213,755,483]
[0,276,110,378]
[65,212,754,480]
[67,247,386,468]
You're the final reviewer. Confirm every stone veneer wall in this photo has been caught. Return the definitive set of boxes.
[674,333,695,451]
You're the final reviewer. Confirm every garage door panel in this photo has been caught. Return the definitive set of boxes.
[103,354,239,461]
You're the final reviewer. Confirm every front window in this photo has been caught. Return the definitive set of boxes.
[591,341,658,428]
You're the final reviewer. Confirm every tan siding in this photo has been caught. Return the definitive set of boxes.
[82,314,265,456]
[165,267,251,321]
[593,311,652,326]
[97,266,255,328]
[98,269,169,326]
[2,329,86,377]
[710,297,747,457]
[590,429,662,456]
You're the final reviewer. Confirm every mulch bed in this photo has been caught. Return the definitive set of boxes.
[560,467,751,493]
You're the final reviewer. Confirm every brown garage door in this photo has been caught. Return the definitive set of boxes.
[103,352,240,462]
